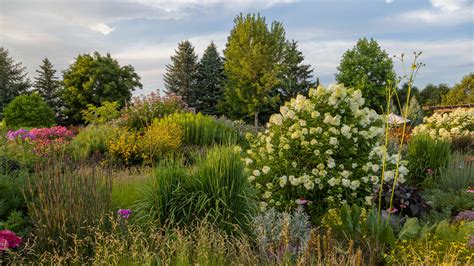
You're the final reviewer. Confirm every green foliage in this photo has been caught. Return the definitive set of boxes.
[68,124,118,161]
[195,42,225,115]
[62,52,142,124]
[0,47,30,116]
[111,168,151,209]
[0,171,27,221]
[82,101,120,125]
[394,83,421,114]
[136,147,255,235]
[407,134,451,185]
[160,113,239,146]
[26,163,112,255]
[424,189,474,219]
[403,97,423,125]
[33,57,63,119]
[438,153,474,191]
[222,13,286,127]
[335,38,396,113]
[278,40,315,104]
[119,92,187,131]
[3,93,55,128]
[163,40,199,106]
[442,73,473,105]
[419,83,450,106]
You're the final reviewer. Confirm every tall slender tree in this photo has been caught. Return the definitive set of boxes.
[278,40,315,104]
[163,40,199,106]
[222,13,286,127]
[0,47,30,116]
[195,42,225,115]
[34,57,63,117]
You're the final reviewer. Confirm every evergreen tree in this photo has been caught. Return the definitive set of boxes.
[163,40,199,106]
[34,57,63,118]
[0,47,30,116]
[335,38,396,113]
[195,42,225,115]
[278,40,315,104]
[222,13,286,127]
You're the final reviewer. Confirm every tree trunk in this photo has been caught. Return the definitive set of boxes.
[254,110,259,130]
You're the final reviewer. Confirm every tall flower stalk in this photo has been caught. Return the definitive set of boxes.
[378,52,424,222]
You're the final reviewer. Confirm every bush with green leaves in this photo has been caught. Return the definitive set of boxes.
[81,101,120,125]
[3,93,55,128]
[438,153,474,191]
[135,146,255,235]
[0,171,27,221]
[160,113,239,146]
[245,84,407,220]
[68,124,118,161]
[407,133,451,185]
[424,188,474,219]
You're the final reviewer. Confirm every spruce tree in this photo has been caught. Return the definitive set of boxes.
[0,47,30,116]
[34,57,62,117]
[163,40,199,106]
[278,40,315,104]
[195,42,225,115]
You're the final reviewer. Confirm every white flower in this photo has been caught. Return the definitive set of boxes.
[289,175,299,186]
[263,191,272,199]
[262,166,270,174]
[327,158,336,168]
[259,201,268,211]
[384,170,394,180]
[253,170,261,177]
[311,111,320,118]
[325,150,333,155]
[372,164,380,172]
[266,183,273,189]
[269,114,283,126]
[328,177,337,187]
[313,149,320,156]
[341,178,351,187]
[304,181,315,190]
[329,137,339,146]
[310,139,318,145]
[312,168,319,175]
[245,158,253,165]
[292,161,298,168]
[341,170,351,178]
[299,120,307,127]
[248,176,255,182]
[350,180,360,190]
[352,163,358,169]
[365,196,373,206]
[279,176,288,187]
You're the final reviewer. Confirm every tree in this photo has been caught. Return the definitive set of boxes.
[442,73,473,105]
[403,96,423,125]
[33,57,63,118]
[0,47,30,116]
[194,42,225,115]
[222,13,286,127]
[335,38,396,112]
[419,83,450,106]
[4,93,55,128]
[163,40,199,106]
[62,52,142,124]
[393,82,420,114]
[278,40,315,104]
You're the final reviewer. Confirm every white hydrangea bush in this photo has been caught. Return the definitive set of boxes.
[244,84,407,219]
[412,108,474,141]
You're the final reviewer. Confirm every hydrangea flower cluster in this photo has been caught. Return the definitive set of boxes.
[412,108,473,141]
[245,84,407,219]
[0,230,22,250]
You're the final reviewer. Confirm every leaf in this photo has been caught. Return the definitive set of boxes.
[398,218,421,240]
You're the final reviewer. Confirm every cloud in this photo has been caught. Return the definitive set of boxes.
[396,0,473,25]
[90,23,116,35]
[385,0,394,3]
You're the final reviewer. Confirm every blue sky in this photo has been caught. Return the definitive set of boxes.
[1,0,473,95]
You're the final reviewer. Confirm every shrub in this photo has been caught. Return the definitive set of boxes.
[160,113,239,146]
[375,182,431,217]
[136,147,255,235]
[412,108,473,142]
[26,162,112,255]
[81,101,120,125]
[0,172,27,221]
[438,153,474,191]
[141,120,183,164]
[119,91,188,131]
[244,84,408,220]
[3,93,55,128]
[424,188,474,218]
[107,129,143,166]
[407,133,451,185]
[69,124,117,161]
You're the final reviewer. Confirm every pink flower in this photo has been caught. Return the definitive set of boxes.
[295,198,309,205]
[387,207,398,214]
[467,188,474,193]
[426,168,434,174]
[0,230,22,250]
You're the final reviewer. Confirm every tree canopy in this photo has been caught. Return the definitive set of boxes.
[442,73,473,105]
[0,47,31,116]
[222,13,287,127]
[4,93,55,128]
[335,38,396,113]
[34,57,63,119]
[419,83,450,106]
[62,52,142,124]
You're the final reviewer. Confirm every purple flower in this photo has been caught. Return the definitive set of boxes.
[117,209,132,220]
[295,198,309,205]
[6,129,35,141]
[387,207,398,214]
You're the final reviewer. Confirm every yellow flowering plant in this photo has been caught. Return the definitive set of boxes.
[107,129,143,165]
[140,119,183,164]
[244,84,408,220]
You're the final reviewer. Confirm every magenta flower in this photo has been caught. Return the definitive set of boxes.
[295,198,309,205]
[426,168,434,175]
[117,209,132,220]
[0,230,22,250]
[387,207,398,214]
[467,188,474,193]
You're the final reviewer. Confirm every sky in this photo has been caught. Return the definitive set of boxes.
[1,0,473,95]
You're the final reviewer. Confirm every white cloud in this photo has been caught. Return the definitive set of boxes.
[385,0,394,3]
[396,0,473,25]
[90,23,116,35]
